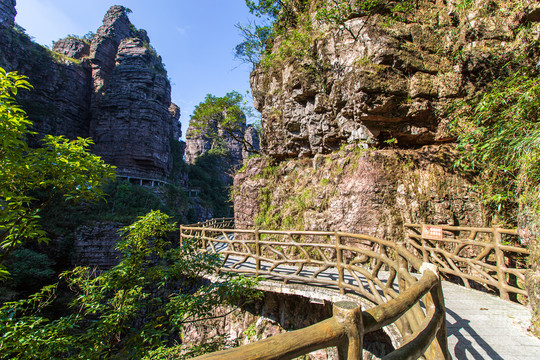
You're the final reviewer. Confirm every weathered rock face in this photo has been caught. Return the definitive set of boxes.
[185,115,252,166]
[0,4,182,180]
[234,145,484,243]
[243,125,260,160]
[238,0,540,337]
[185,115,260,183]
[519,204,540,336]
[71,222,123,269]
[0,27,92,144]
[0,0,16,28]
[182,291,392,360]
[89,7,178,179]
[251,0,530,159]
[169,103,182,141]
[52,37,90,59]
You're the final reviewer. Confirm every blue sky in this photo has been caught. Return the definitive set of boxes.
[14,0,258,139]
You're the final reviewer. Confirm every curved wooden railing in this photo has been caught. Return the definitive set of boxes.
[405,224,530,302]
[180,220,451,360]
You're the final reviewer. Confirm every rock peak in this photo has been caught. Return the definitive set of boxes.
[102,5,131,25]
[95,5,134,41]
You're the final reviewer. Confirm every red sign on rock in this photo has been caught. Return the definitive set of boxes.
[422,225,443,240]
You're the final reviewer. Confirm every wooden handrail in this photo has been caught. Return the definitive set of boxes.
[180,219,458,360]
[404,223,529,301]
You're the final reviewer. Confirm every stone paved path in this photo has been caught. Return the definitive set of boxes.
[443,281,540,360]
[213,241,540,359]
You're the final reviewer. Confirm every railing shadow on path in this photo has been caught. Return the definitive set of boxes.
[445,308,504,360]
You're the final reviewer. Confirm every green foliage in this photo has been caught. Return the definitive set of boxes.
[59,32,95,46]
[2,249,55,294]
[0,68,116,280]
[235,21,273,67]
[190,91,259,154]
[0,211,260,359]
[238,0,417,70]
[187,153,233,218]
[451,68,540,220]
[261,11,313,69]
[315,0,417,38]
[49,50,82,65]
[455,0,475,12]
[38,180,190,254]
[245,0,283,20]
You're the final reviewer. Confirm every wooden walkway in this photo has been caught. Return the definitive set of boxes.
[215,243,540,359]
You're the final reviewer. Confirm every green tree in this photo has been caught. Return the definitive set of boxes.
[0,68,116,280]
[0,211,260,359]
[190,91,260,155]
[451,69,540,219]
[234,21,273,68]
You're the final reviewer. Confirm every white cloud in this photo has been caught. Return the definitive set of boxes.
[175,26,186,35]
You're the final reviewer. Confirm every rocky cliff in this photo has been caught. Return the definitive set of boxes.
[0,24,92,143]
[0,0,15,27]
[234,146,483,240]
[89,6,181,179]
[251,0,534,158]
[0,2,182,180]
[185,119,259,163]
[185,113,260,184]
[237,0,539,235]
[236,0,540,336]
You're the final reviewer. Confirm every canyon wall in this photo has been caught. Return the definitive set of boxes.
[236,0,535,235]
[235,0,540,335]
[0,2,182,180]
[251,0,533,158]
[182,291,393,360]
[0,0,15,27]
[234,146,483,241]
[185,115,260,184]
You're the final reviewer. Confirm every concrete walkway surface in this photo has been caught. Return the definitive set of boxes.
[443,281,540,360]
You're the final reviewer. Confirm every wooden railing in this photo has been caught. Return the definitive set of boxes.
[404,224,530,302]
[179,222,451,360]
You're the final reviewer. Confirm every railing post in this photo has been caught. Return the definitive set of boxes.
[333,301,363,360]
[494,227,510,301]
[397,242,413,337]
[179,225,183,246]
[335,232,345,295]
[420,225,429,263]
[255,229,260,276]
[202,227,207,250]
[421,263,450,360]
[397,242,408,293]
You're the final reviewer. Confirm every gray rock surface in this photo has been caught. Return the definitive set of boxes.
[234,146,484,244]
[52,37,90,59]
[89,10,177,179]
[0,4,182,180]
[72,222,123,269]
[251,1,532,159]
[0,0,16,27]
[185,113,259,184]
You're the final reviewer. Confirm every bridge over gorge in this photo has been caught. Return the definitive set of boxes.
[179,219,540,359]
